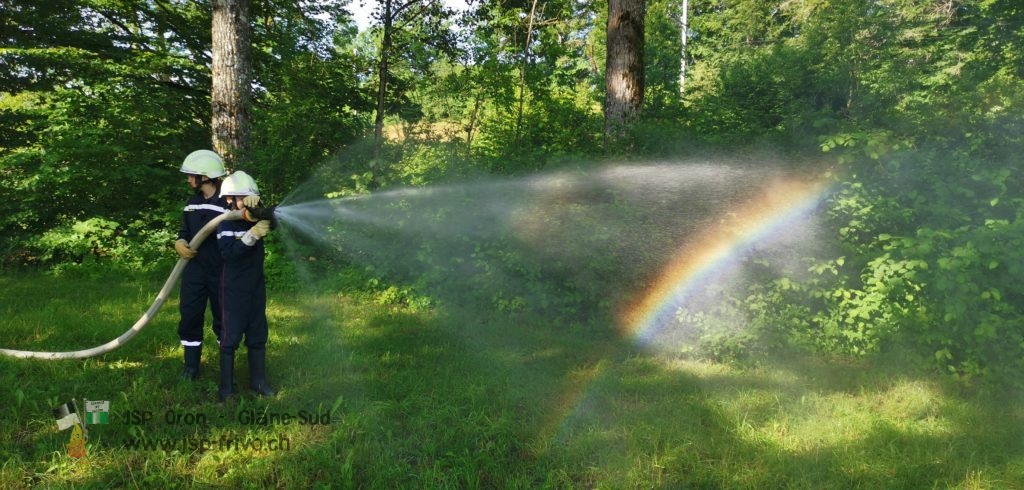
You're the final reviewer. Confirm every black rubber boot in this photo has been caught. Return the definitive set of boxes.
[218,351,236,402]
[180,345,201,380]
[248,348,277,397]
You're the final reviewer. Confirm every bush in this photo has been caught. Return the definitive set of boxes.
[28,217,175,275]
[790,126,1024,385]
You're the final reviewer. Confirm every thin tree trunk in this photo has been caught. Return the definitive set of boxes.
[373,0,394,163]
[466,93,482,151]
[211,0,252,163]
[679,0,688,95]
[604,0,645,143]
[515,0,539,147]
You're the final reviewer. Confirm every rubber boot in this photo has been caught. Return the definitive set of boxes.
[218,351,236,402]
[248,348,277,397]
[180,345,201,380]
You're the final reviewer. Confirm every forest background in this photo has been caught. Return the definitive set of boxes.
[1,0,1023,385]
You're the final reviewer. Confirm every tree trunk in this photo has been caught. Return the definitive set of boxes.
[373,0,394,162]
[515,0,539,148]
[211,0,252,164]
[679,0,688,95]
[604,0,645,142]
[466,93,482,151]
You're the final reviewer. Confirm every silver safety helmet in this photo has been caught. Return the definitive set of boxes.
[180,150,227,178]
[220,170,259,197]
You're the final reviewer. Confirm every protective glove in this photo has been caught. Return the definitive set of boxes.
[174,239,197,259]
[242,220,271,246]
[242,195,260,209]
[251,220,271,239]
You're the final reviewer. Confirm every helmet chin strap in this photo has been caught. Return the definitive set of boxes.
[197,178,220,199]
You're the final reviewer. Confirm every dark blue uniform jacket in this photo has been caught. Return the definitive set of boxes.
[178,192,228,271]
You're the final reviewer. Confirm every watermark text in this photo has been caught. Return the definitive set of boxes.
[122,433,291,452]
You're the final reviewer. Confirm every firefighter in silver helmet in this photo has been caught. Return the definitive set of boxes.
[215,170,275,401]
[174,150,229,381]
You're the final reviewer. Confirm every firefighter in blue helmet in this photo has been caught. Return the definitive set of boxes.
[216,171,275,401]
[175,150,231,380]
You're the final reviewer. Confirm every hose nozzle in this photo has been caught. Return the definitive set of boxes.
[244,205,278,226]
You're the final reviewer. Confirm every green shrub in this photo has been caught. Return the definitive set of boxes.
[796,124,1024,385]
[29,217,175,275]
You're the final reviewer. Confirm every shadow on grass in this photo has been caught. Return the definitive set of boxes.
[266,295,1024,488]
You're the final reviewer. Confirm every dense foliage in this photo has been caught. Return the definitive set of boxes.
[2,0,1022,383]
[681,0,1024,383]
[0,0,366,262]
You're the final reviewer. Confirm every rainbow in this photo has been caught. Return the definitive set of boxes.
[618,176,833,345]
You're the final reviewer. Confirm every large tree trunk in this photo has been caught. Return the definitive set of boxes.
[604,0,645,142]
[211,0,252,163]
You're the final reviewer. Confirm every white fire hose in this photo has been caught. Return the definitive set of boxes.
[0,210,244,360]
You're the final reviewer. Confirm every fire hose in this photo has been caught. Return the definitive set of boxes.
[0,208,272,360]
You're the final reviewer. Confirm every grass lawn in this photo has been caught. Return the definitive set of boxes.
[2,269,1023,488]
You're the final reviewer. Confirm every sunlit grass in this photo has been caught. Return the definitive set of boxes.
[2,269,1024,488]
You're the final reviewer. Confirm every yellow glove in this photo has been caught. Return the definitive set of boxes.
[174,239,197,259]
[250,220,271,240]
[242,195,260,209]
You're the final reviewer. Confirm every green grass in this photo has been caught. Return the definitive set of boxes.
[2,269,1023,488]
